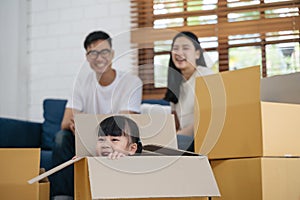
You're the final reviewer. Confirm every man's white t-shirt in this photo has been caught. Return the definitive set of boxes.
[171,66,215,130]
[66,70,142,114]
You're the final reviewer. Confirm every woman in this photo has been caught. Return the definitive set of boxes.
[164,31,215,151]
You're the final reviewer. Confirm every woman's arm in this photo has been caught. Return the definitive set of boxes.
[172,111,180,131]
[177,124,194,136]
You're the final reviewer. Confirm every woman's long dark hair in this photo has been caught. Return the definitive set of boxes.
[98,115,143,153]
[163,31,207,104]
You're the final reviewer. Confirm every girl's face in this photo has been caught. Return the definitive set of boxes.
[96,135,137,156]
[171,36,200,71]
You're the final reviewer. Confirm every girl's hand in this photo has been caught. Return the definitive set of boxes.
[72,156,78,160]
[107,150,127,160]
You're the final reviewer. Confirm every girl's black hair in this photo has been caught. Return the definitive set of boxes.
[98,116,142,153]
[163,31,207,104]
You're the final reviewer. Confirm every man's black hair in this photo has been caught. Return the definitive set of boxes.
[98,116,142,153]
[83,30,112,50]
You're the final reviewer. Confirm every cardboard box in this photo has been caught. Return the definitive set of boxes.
[261,101,300,157]
[194,66,300,159]
[260,71,300,157]
[0,148,49,200]
[29,114,220,200]
[210,157,300,200]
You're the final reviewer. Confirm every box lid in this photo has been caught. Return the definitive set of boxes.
[261,71,300,104]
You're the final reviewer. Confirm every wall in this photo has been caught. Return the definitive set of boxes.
[0,0,133,121]
[0,0,28,120]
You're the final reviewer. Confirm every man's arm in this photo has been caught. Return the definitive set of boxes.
[61,108,81,134]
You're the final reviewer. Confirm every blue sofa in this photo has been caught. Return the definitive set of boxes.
[0,99,67,171]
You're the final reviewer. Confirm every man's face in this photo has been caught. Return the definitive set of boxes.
[86,40,114,74]
[96,135,133,157]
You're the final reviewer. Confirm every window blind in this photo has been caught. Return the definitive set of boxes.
[131,0,300,98]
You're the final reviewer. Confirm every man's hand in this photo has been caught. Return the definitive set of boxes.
[69,117,75,133]
[61,108,80,134]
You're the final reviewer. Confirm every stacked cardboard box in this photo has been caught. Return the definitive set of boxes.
[0,148,50,200]
[194,66,300,200]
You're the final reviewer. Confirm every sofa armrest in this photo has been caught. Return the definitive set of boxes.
[0,117,42,148]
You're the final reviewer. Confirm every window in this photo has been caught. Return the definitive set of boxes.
[131,0,300,98]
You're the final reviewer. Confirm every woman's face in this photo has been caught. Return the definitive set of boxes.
[96,135,137,156]
[171,36,200,71]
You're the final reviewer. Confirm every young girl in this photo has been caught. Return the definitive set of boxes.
[164,31,216,151]
[96,115,143,159]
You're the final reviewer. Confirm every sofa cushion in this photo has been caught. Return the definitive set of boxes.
[42,99,67,150]
[0,117,41,147]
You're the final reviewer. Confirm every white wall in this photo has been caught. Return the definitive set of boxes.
[0,0,133,121]
[0,0,28,120]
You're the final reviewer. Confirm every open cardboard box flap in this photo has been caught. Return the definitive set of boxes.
[74,114,178,156]
[261,71,300,104]
[29,114,220,199]
[194,66,262,158]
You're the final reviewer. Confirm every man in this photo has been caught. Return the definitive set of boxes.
[51,31,142,200]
